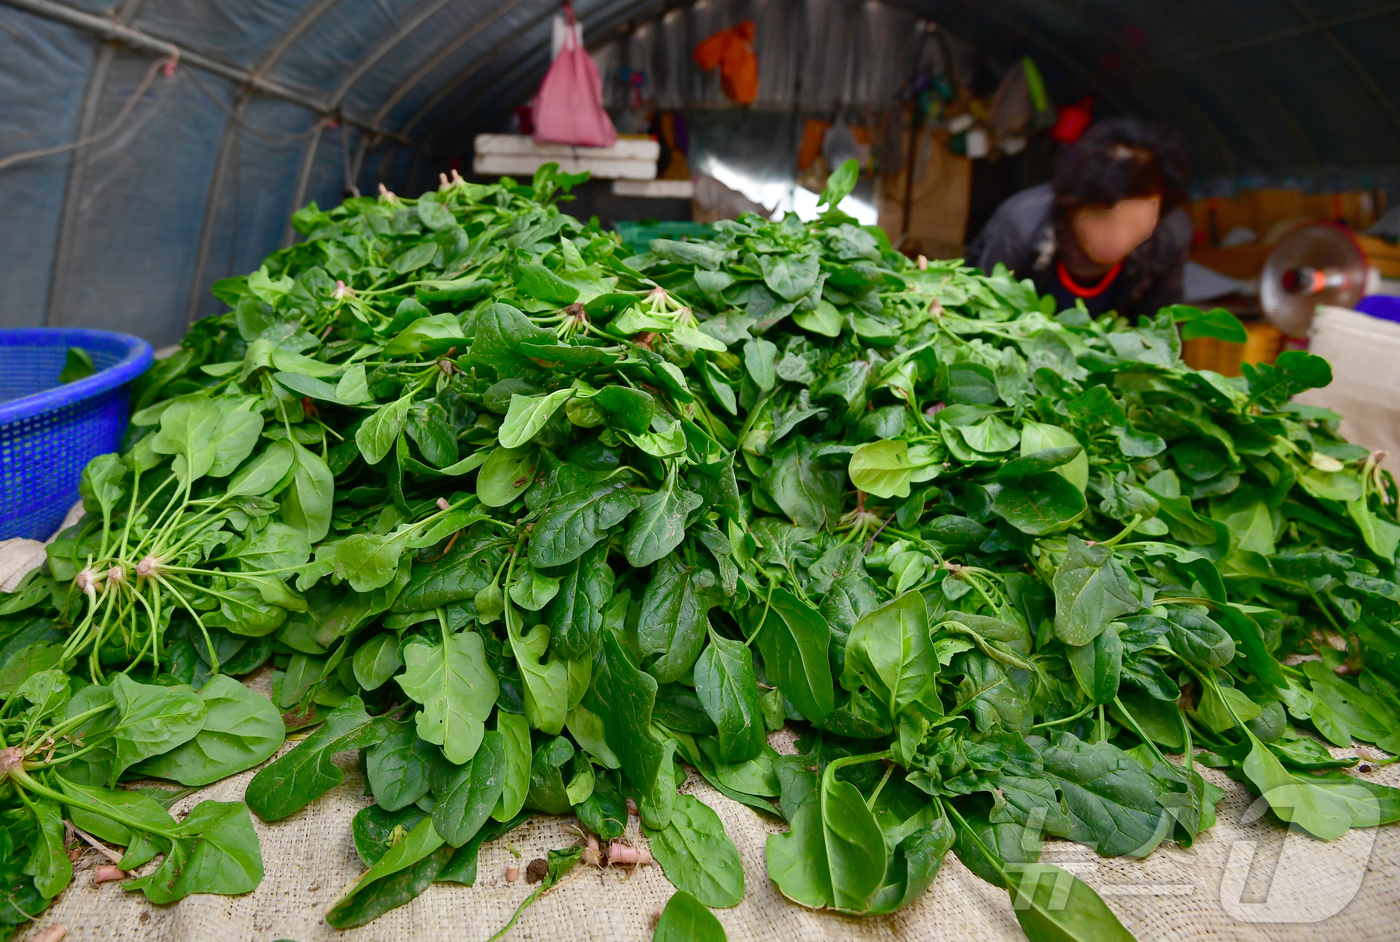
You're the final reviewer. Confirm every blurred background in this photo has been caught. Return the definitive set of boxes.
[5,0,1400,377]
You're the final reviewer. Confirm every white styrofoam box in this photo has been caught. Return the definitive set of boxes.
[1293,305,1400,477]
[474,134,659,160]
[473,154,656,180]
[611,179,694,198]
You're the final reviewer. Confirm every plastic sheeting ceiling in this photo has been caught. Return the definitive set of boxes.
[2,0,1400,346]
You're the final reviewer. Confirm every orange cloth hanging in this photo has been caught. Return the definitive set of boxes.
[694,21,758,105]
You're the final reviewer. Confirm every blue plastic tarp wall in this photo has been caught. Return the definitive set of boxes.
[3,0,1400,347]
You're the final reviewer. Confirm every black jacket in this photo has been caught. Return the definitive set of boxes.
[966,184,1192,319]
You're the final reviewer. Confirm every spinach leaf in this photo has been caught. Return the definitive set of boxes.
[1053,538,1141,646]
[353,805,427,867]
[574,768,629,840]
[694,632,765,764]
[760,252,821,302]
[524,735,575,815]
[23,799,71,899]
[1034,733,1171,857]
[842,592,941,737]
[653,889,728,942]
[353,634,404,691]
[1239,728,1351,840]
[477,446,540,507]
[326,817,451,928]
[365,720,436,812]
[122,800,264,903]
[499,389,575,449]
[109,674,207,786]
[543,544,614,659]
[516,263,580,306]
[1165,608,1234,670]
[584,632,674,829]
[624,469,703,567]
[752,589,835,722]
[819,159,860,208]
[431,728,509,846]
[285,440,335,542]
[531,479,639,568]
[848,440,928,500]
[397,629,498,764]
[1007,863,1137,942]
[765,755,887,913]
[508,566,559,611]
[356,396,413,466]
[150,395,221,482]
[436,810,533,885]
[492,711,532,822]
[992,472,1088,535]
[820,761,887,911]
[246,696,388,821]
[765,760,831,908]
[506,603,569,735]
[639,557,721,684]
[951,807,1042,889]
[644,793,745,908]
[56,775,176,860]
[1066,624,1123,706]
[768,438,843,530]
[866,803,955,914]
[134,676,284,786]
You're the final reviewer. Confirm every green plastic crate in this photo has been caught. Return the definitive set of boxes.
[613,221,714,256]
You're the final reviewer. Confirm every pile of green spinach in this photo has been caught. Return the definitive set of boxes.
[3,159,1400,942]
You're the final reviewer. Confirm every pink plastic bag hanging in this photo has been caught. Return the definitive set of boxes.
[532,3,616,148]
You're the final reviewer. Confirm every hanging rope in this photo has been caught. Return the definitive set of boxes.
[0,55,171,175]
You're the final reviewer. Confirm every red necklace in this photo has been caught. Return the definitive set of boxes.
[1056,259,1122,298]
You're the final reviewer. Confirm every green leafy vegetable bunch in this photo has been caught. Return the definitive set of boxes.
[3,161,1399,941]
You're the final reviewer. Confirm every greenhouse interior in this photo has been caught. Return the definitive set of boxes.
[3,1,1400,940]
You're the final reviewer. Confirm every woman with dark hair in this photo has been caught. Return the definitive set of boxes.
[966,118,1192,319]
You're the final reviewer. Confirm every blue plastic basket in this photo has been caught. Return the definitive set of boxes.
[0,328,154,540]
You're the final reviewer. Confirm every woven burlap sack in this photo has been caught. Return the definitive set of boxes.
[0,541,47,594]
[22,691,1400,942]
